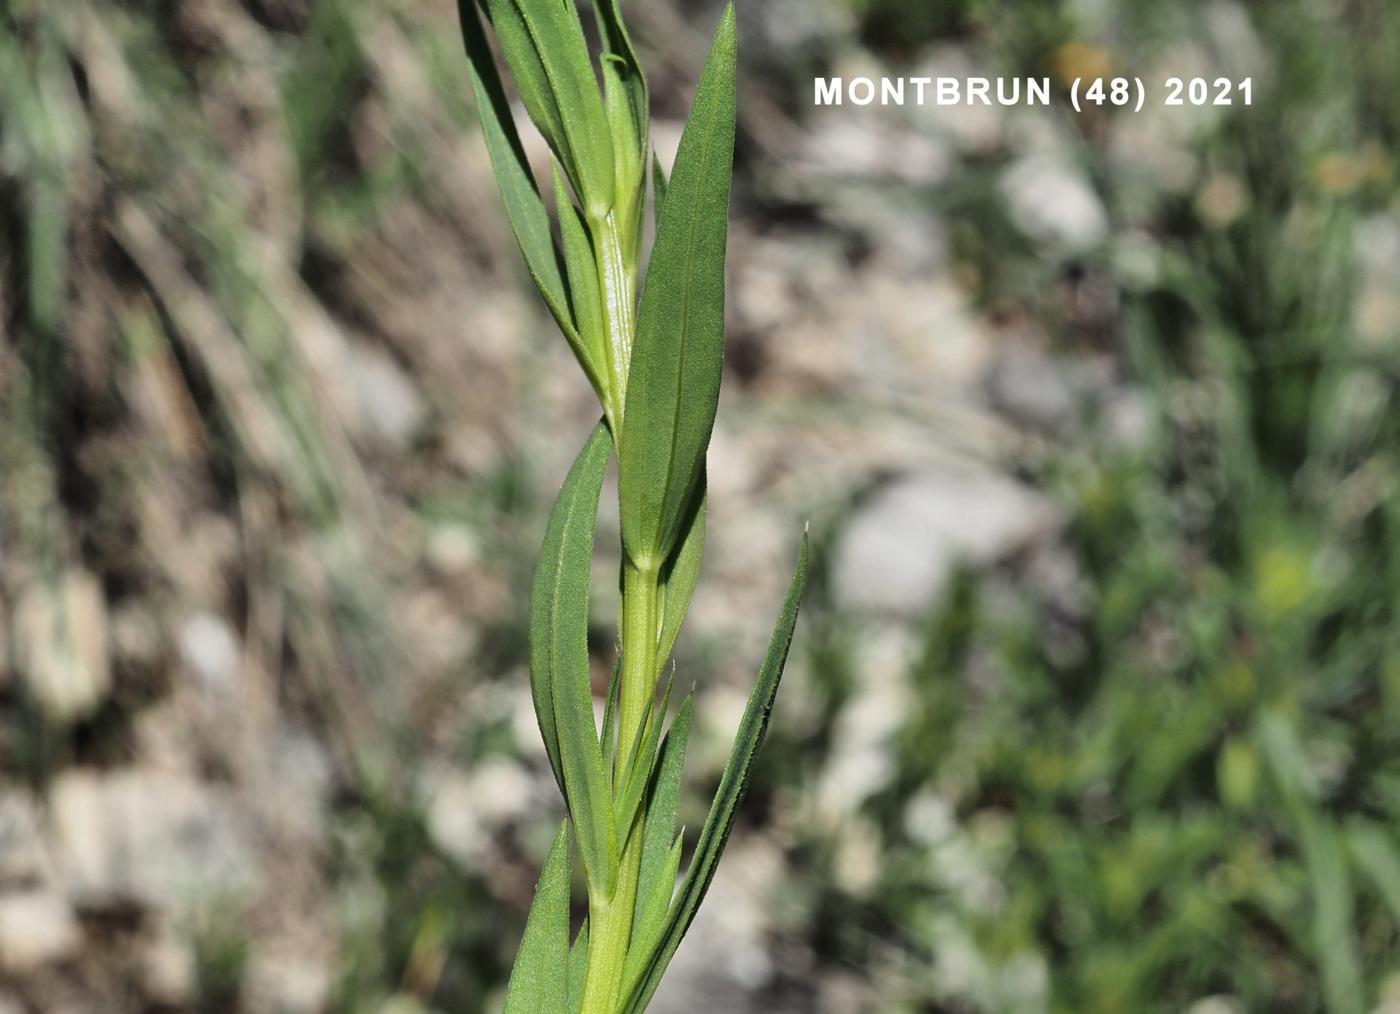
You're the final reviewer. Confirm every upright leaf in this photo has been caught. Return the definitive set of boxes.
[631,696,692,942]
[480,0,615,217]
[651,152,669,229]
[458,0,578,349]
[623,534,809,1012]
[1348,820,1400,925]
[503,821,572,1014]
[618,6,736,568]
[613,669,676,838]
[594,0,647,150]
[657,484,706,669]
[566,918,590,1012]
[552,164,610,408]
[530,422,617,891]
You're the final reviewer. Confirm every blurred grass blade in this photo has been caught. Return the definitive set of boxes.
[504,821,572,1013]
[656,483,705,669]
[624,534,808,1012]
[1260,713,1364,1014]
[530,421,617,892]
[618,6,736,567]
[1348,820,1400,925]
[459,1,578,346]
[630,695,691,942]
[1300,815,1364,1014]
[480,0,614,216]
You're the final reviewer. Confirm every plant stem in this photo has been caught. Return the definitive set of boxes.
[580,819,643,1014]
[580,560,658,1012]
[591,211,636,425]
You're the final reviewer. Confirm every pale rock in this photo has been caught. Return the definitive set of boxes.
[12,570,111,724]
[245,947,332,1014]
[833,470,1060,615]
[651,837,781,1011]
[817,625,916,822]
[50,768,256,908]
[0,890,81,971]
[424,523,481,573]
[985,348,1077,431]
[423,782,481,869]
[178,611,240,694]
[141,918,196,1006]
[999,155,1108,252]
[351,342,427,449]
[0,792,48,886]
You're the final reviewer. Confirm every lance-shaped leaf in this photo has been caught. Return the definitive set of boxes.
[657,483,706,669]
[503,821,571,1014]
[595,0,647,152]
[480,0,614,218]
[552,164,611,412]
[622,833,683,989]
[613,670,676,837]
[529,422,617,891]
[629,696,692,944]
[618,6,736,569]
[566,918,590,1011]
[459,0,579,352]
[651,152,669,229]
[623,535,808,1012]
[596,0,647,252]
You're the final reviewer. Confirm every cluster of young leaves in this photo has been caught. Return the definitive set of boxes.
[459,2,808,1011]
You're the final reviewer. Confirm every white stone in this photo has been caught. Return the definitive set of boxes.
[12,570,111,724]
[1000,155,1108,252]
[0,890,81,971]
[833,470,1059,615]
[178,611,241,694]
[351,342,427,448]
[50,768,256,908]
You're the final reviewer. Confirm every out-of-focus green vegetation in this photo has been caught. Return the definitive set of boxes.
[1,0,1397,1010]
[781,0,1400,1010]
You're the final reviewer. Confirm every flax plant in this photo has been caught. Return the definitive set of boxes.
[458,2,807,1010]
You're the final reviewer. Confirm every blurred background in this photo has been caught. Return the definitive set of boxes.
[2,0,1399,1010]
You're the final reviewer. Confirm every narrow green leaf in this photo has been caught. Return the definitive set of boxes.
[594,0,647,151]
[459,0,578,345]
[504,821,572,1014]
[657,483,706,669]
[552,164,610,409]
[634,695,692,938]
[601,656,622,783]
[618,6,737,568]
[621,833,684,989]
[566,918,589,1012]
[614,669,676,838]
[481,0,614,218]
[603,59,644,257]
[650,152,669,230]
[624,533,808,1012]
[529,421,617,892]
[1300,815,1364,1014]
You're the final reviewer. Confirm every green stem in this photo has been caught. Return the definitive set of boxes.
[592,211,636,427]
[580,561,659,1012]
